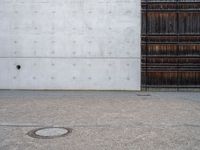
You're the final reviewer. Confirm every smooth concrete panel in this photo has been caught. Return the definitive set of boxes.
[0,34,139,58]
[0,0,141,90]
[0,58,140,90]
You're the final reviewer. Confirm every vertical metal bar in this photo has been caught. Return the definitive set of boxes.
[176,0,180,91]
[145,0,148,91]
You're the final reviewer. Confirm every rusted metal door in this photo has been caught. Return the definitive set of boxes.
[142,0,200,90]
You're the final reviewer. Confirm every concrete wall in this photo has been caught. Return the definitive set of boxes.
[0,0,141,90]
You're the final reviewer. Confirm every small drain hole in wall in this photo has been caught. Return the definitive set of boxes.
[16,65,21,70]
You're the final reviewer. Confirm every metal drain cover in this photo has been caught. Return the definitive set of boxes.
[27,127,71,139]
[136,93,151,97]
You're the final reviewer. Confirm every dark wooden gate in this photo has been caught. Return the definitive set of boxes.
[142,0,200,90]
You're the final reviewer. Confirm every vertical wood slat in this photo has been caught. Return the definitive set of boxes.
[142,1,200,89]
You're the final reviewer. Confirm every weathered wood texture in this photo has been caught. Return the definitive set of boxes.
[142,1,200,89]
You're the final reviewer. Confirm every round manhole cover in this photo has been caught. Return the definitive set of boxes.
[27,127,71,139]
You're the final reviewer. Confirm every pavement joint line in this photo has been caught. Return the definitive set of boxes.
[0,124,150,128]
[0,124,50,128]
[0,124,112,128]
[1,123,200,128]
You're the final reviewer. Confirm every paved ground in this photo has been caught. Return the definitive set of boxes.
[0,91,200,150]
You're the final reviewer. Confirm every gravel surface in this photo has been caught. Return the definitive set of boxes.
[0,91,200,150]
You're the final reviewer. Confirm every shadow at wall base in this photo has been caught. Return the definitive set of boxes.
[142,87,200,92]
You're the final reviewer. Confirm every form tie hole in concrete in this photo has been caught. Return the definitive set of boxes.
[27,127,72,139]
[16,65,21,70]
